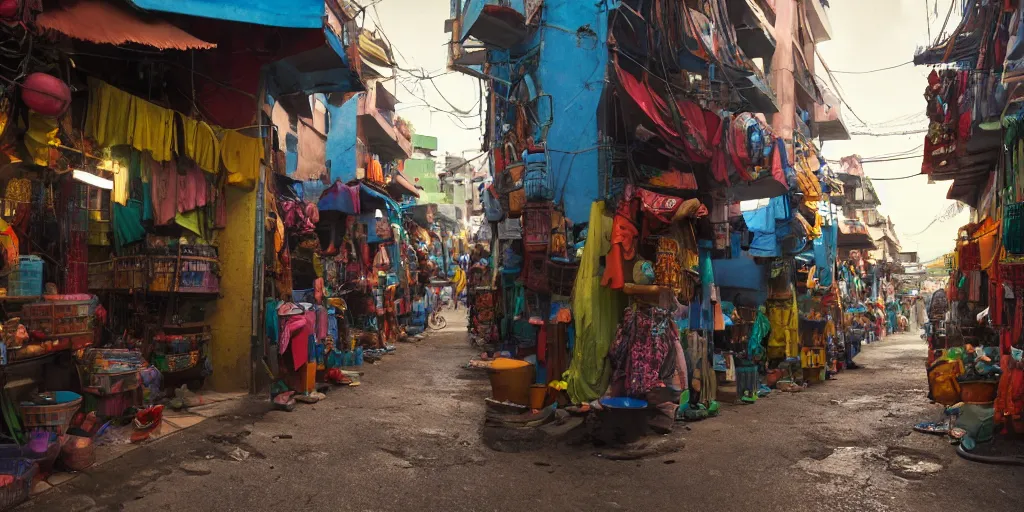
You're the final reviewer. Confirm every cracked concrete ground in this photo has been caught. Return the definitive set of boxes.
[22,316,1024,512]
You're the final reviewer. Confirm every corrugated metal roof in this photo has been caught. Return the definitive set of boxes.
[130,0,324,28]
[38,1,216,50]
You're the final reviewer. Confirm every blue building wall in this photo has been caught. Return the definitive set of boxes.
[531,0,609,224]
[326,93,363,183]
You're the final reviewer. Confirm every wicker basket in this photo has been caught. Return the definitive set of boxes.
[19,392,82,435]
[0,458,37,510]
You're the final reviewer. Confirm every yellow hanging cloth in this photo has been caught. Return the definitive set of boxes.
[564,201,627,403]
[221,130,263,190]
[128,97,175,162]
[85,78,132,148]
[23,112,59,166]
[180,113,220,173]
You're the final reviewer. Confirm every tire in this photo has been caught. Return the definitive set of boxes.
[429,312,447,330]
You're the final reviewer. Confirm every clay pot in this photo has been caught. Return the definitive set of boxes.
[21,72,71,117]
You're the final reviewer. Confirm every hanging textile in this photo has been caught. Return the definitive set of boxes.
[129,97,175,162]
[85,78,132,148]
[221,130,263,190]
[610,304,675,397]
[179,114,220,173]
[565,201,627,403]
[112,199,146,251]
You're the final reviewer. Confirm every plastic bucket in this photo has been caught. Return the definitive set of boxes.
[529,384,547,409]
[488,365,534,406]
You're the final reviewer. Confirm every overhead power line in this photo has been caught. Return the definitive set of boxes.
[831,61,914,74]
[850,128,929,136]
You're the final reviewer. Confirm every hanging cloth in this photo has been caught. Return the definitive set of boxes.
[128,97,175,162]
[85,78,132,148]
[221,130,263,190]
[112,199,146,251]
[179,113,220,173]
[565,201,627,403]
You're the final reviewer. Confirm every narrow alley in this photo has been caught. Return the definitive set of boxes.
[24,319,1023,512]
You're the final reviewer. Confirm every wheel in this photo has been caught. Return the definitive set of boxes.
[429,312,447,330]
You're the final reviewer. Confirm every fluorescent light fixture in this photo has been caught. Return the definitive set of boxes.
[72,169,113,190]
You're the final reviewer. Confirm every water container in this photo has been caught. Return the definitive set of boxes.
[8,255,42,297]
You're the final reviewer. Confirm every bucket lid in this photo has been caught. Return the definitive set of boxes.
[490,358,530,371]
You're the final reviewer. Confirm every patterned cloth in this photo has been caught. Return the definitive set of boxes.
[610,305,675,397]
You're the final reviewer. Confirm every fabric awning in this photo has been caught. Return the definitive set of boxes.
[385,172,420,199]
[37,0,216,50]
[130,0,325,28]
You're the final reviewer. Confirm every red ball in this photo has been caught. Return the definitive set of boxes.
[21,72,71,117]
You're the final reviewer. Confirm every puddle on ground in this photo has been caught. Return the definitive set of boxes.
[795,445,944,490]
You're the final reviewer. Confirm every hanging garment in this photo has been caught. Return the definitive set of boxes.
[129,97,175,162]
[601,199,639,290]
[766,295,800,359]
[365,157,385,184]
[148,154,178,226]
[221,130,263,190]
[131,150,153,221]
[565,201,628,403]
[85,78,132,148]
[23,112,58,166]
[610,304,675,397]
[179,113,220,173]
[106,149,130,206]
[112,199,146,251]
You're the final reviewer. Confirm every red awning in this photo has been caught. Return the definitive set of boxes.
[37,0,216,50]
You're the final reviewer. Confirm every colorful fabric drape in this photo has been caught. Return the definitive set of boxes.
[221,130,263,190]
[565,201,627,403]
[610,304,675,397]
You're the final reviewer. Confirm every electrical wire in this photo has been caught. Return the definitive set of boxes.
[831,61,914,74]
[849,128,929,136]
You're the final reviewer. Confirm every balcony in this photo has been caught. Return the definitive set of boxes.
[358,82,412,161]
[813,78,850,141]
[728,0,777,60]
[804,0,833,43]
[456,0,528,49]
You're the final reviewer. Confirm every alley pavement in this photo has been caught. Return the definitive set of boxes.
[24,318,1024,512]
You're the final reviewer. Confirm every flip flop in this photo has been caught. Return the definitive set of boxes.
[273,391,296,412]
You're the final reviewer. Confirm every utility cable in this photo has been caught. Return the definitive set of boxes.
[831,61,914,74]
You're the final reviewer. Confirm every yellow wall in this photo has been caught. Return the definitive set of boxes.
[207,185,256,391]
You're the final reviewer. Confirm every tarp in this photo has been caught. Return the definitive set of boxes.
[38,0,216,50]
[130,0,325,28]
[317,182,360,215]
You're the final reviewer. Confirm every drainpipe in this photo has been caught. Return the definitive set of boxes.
[770,0,797,160]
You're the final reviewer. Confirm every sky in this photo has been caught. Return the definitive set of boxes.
[371,0,968,260]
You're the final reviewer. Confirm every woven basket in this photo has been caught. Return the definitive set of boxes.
[0,458,37,510]
[19,392,82,435]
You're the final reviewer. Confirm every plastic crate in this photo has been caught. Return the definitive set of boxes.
[7,255,42,297]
